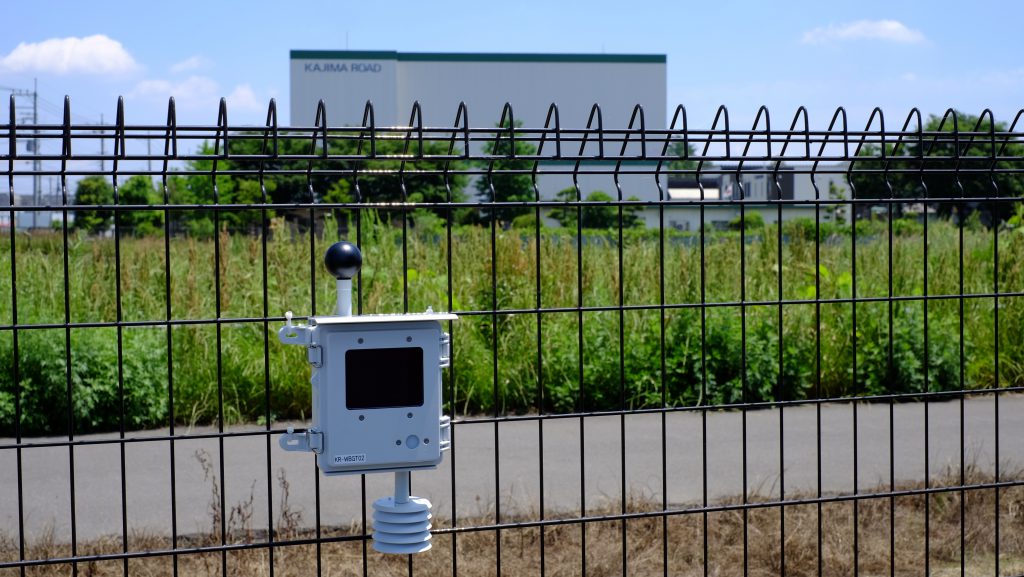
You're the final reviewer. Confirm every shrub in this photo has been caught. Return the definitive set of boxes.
[511,213,541,230]
[729,211,764,232]
[0,328,167,436]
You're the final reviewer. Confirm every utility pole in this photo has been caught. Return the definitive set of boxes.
[32,78,39,229]
[1,80,40,229]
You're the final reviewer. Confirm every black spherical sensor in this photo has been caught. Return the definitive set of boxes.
[324,241,362,280]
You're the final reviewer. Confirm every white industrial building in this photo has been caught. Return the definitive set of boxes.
[290,50,667,129]
[289,50,669,226]
[289,50,841,228]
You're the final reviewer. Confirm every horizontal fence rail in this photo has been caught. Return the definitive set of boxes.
[2,97,1024,577]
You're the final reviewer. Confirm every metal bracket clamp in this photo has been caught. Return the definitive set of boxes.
[280,427,323,453]
[278,311,312,346]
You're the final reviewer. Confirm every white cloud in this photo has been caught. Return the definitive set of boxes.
[170,56,210,74]
[0,35,138,74]
[131,75,218,100]
[226,84,262,112]
[128,75,218,111]
[129,76,263,114]
[802,20,926,45]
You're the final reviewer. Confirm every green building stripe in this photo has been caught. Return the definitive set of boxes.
[291,50,398,60]
[290,50,665,64]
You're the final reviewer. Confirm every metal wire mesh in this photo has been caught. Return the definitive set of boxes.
[2,96,1024,576]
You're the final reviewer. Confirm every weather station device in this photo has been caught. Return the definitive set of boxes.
[278,241,456,554]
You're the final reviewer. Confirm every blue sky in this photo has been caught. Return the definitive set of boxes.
[2,0,1023,130]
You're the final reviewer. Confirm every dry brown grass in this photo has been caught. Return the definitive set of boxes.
[3,466,1024,577]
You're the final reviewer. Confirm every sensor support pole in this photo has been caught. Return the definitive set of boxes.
[336,279,352,317]
[395,470,410,504]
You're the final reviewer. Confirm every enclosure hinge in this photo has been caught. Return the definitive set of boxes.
[439,332,451,368]
[439,415,452,452]
[308,344,323,368]
[279,427,323,454]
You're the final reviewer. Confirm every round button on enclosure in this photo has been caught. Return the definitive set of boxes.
[405,435,420,449]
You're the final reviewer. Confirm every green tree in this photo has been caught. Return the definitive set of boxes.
[72,176,114,233]
[915,112,1024,224]
[171,134,468,235]
[475,120,537,226]
[850,111,1024,225]
[117,175,163,235]
[668,141,699,172]
[170,142,273,236]
[549,187,643,229]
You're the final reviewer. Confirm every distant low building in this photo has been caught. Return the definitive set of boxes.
[665,164,851,230]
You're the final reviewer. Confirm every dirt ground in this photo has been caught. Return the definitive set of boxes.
[3,465,1023,577]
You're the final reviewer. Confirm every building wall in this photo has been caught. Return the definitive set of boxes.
[290,51,666,129]
[290,54,398,127]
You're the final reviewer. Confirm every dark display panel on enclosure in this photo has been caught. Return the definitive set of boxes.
[345,347,424,409]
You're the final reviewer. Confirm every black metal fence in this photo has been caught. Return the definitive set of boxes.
[2,96,1024,576]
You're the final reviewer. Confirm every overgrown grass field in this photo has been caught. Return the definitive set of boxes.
[2,214,1024,435]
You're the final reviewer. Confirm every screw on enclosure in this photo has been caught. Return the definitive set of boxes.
[324,241,363,280]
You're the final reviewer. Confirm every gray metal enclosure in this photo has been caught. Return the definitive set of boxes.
[2,97,1024,576]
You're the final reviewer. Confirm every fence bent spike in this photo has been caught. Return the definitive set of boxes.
[61,96,72,175]
[614,104,646,200]
[263,98,279,159]
[655,105,688,202]
[847,107,886,200]
[405,101,424,157]
[536,102,561,160]
[582,103,605,159]
[398,102,424,201]
[778,106,809,159]
[497,102,516,157]
[811,107,848,199]
[162,97,177,170]
[995,109,1024,159]
[306,99,328,199]
[359,100,376,157]
[449,101,469,160]
[112,97,125,177]
[709,105,731,161]
[215,97,229,157]
[739,105,771,164]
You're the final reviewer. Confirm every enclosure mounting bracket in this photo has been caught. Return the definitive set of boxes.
[279,427,323,453]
